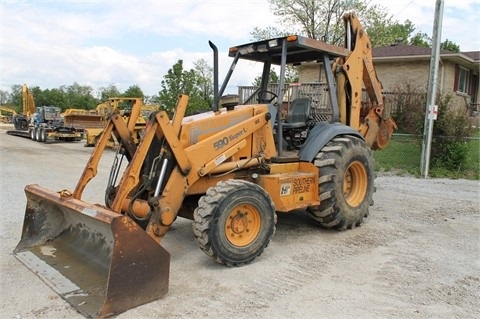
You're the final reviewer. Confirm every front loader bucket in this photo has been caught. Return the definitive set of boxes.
[14,184,170,318]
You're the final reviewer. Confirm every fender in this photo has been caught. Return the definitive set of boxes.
[298,122,364,162]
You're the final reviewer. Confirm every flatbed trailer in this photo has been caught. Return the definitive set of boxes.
[6,129,30,138]
[7,121,85,143]
[6,124,84,143]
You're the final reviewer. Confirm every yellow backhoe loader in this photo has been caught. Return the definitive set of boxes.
[78,97,159,147]
[0,106,17,123]
[14,11,396,318]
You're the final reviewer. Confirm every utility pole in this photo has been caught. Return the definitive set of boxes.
[420,0,444,177]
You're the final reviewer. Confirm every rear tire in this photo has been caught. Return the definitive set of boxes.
[35,127,43,142]
[30,127,37,141]
[39,128,46,142]
[193,180,276,266]
[306,135,375,230]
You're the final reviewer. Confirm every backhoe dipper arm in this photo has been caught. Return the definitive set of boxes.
[339,11,397,149]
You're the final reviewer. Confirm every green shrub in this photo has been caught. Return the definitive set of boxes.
[391,82,426,135]
[390,83,475,176]
[429,94,473,171]
[431,140,469,171]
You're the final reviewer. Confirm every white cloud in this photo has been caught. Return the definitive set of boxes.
[1,0,478,99]
[1,0,277,96]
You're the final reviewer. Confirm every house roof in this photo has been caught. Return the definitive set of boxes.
[372,44,480,69]
[373,44,452,58]
[461,51,480,61]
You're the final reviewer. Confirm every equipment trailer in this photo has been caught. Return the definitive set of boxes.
[6,85,84,142]
[7,105,84,142]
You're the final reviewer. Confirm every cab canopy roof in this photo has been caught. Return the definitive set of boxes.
[228,35,350,65]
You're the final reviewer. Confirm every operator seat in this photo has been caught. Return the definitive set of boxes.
[282,97,311,129]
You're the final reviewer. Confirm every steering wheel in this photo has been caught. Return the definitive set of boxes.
[257,90,278,103]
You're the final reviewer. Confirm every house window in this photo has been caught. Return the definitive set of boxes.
[457,66,470,94]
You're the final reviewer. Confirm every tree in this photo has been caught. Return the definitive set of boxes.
[144,94,160,105]
[158,60,208,116]
[0,90,9,106]
[409,32,430,47]
[253,70,279,86]
[252,0,461,51]
[64,82,98,110]
[254,0,395,45]
[408,33,460,52]
[98,85,121,101]
[441,39,460,53]
[123,85,144,99]
[8,85,22,113]
[193,58,214,110]
[252,67,299,88]
[367,19,415,47]
[285,67,300,83]
[250,26,288,42]
[29,86,52,108]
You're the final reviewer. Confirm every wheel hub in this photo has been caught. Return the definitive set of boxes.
[343,160,368,208]
[230,212,248,234]
[225,205,261,247]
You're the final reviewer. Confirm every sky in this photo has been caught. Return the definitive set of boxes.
[1,0,479,98]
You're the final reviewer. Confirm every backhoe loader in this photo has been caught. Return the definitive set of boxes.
[0,106,16,123]
[76,97,160,147]
[14,11,397,318]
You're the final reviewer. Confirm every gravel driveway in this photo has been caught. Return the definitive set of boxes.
[1,124,479,319]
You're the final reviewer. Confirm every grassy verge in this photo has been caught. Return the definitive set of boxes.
[374,134,479,179]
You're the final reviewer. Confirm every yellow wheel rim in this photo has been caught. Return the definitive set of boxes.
[225,204,261,247]
[343,160,368,208]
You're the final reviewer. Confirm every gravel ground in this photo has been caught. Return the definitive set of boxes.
[1,124,479,319]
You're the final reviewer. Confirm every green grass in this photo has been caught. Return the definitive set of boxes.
[374,136,422,175]
[374,134,479,179]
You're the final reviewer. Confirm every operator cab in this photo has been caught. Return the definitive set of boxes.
[213,35,349,155]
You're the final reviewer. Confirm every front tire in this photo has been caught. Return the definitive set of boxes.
[306,135,375,230]
[193,180,277,266]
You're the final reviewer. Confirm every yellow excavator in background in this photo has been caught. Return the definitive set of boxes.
[14,11,396,318]
[9,84,35,130]
[63,97,159,147]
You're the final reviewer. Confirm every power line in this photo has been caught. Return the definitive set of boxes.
[394,0,416,18]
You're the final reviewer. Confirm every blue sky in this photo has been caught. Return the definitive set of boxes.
[1,0,479,97]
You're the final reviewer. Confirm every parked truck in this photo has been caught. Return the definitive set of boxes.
[14,11,396,318]
[6,84,84,142]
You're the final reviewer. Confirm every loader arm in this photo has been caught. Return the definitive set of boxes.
[145,104,273,242]
[107,95,190,213]
[73,110,139,200]
[338,11,397,149]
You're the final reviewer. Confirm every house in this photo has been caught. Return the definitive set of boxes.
[298,44,480,120]
[372,44,479,114]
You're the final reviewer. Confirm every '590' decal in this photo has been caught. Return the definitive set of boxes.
[213,128,247,151]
